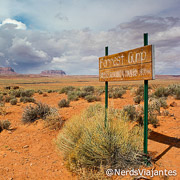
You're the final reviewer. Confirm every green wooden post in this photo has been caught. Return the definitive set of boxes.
[105,46,108,128]
[144,33,148,157]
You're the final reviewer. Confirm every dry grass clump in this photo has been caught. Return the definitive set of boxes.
[44,110,64,130]
[10,98,18,105]
[20,97,36,103]
[133,95,142,104]
[22,102,63,130]
[22,102,52,123]
[60,86,75,94]
[0,120,11,132]
[85,95,101,102]
[58,99,70,108]
[56,104,144,175]
[10,89,34,97]
[121,104,160,128]
[109,87,126,99]
[67,91,79,101]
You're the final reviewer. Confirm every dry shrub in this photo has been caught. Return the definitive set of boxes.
[20,97,36,103]
[83,86,95,93]
[109,88,126,99]
[58,99,70,108]
[133,95,141,104]
[22,102,53,123]
[56,104,144,175]
[85,95,101,102]
[0,120,11,132]
[60,86,75,94]
[10,98,18,105]
[67,91,79,101]
[121,104,159,128]
[0,106,7,116]
[44,110,64,130]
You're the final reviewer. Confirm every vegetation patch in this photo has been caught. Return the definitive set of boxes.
[44,112,64,130]
[20,97,36,103]
[60,86,75,94]
[85,95,101,102]
[109,87,126,99]
[58,99,70,108]
[67,91,79,101]
[10,98,18,105]
[56,104,144,174]
[22,102,53,123]
[0,120,11,132]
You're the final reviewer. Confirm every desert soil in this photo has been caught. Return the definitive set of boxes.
[0,91,179,180]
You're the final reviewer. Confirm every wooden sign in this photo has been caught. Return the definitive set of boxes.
[99,45,155,81]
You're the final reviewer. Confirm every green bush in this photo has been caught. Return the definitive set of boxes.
[167,84,180,96]
[4,95,15,103]
[60,86,75,94]
[158,97,168,109]
[20,90,34,97]
[95,87,105,96]
[135,85,144,96]
[122,105,137,121]
[109,88,126,99]
[67,91,79,101]
[20,97,36,103]
[85,95,101,102]
[175,87,180,100]
[22,102,52,123]
[149,114,159,128]
[10,98,17,105]
[0,120,11,132]
[56,104,144,172]
[83,86,95,93]
[133,95,141,104]
[47,90,53,93]
[9,90,21,97]
[10,89,34,97]
[58,99,70,108]
[38,90,43,94]
[76,90,90,98]
[154,87,170,98]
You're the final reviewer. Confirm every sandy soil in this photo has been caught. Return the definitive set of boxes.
[0,91,179,180]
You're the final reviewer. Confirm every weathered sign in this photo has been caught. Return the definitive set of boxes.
[99,45,155,81]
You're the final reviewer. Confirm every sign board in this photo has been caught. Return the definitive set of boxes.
[99,45,155,81]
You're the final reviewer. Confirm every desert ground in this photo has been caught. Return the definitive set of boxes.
[0,75,179,180]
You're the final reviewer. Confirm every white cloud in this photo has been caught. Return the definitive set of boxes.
[81,55,98,62]
[0,18,26,30]
[52,57,67,63]
[0,15,180,75]
[10,37,48,61]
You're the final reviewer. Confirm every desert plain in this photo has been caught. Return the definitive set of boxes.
[0,75,179,180]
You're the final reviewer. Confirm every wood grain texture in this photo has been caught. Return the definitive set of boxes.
[99,45,155,81]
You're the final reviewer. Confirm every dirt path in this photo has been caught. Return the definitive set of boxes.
[0,92,179,179]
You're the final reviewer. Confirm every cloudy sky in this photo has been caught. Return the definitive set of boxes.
[0,0,180,75]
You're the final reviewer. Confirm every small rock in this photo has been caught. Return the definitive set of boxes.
[8,131,12,134]
[30,163,33,166]
[170,101,177,107]
[23,145,29,149]
[170,113,174,117]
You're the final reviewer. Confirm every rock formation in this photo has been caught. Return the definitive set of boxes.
[0,67,17,75]
[40,70,66,76]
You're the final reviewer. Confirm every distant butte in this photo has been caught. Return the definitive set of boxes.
[0,67,17,75]
[40,70,66,76]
